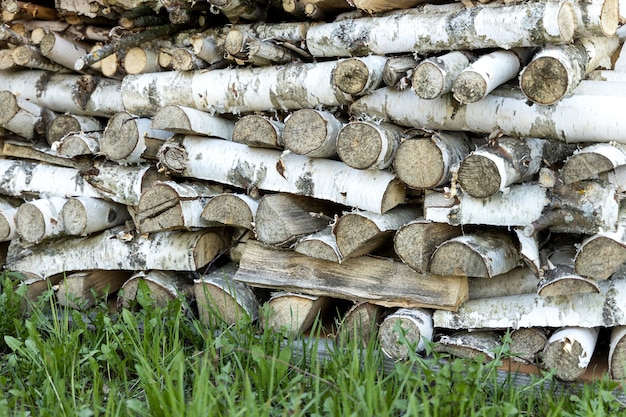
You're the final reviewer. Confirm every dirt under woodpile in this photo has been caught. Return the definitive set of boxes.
[0,0,626,383]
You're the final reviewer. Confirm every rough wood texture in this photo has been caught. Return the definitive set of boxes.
[542,327,599,381]
[62,197,131,236]
[412,51,471,99]
[57,270,132,309]
[378,308,433,359]
[0,89,55,140]
[53,132,102,158]
[510,328,548,364]
[151,105,235,139]
[283,109,343,158]
[609,326,626,379]
[232,115,284,149]
[201,193,259,229]
[15,196,67,243]
[467,267,538,300]
[382,55,418,90]
[336,121,405,170]
[538,244,600,296]
[294,226,343,263]
[260,292,332,335]
[337,302,384,346]
[435,331,502,362]
[234,240,469,311]
[332,55,387,96]
[561,142,626,184]
[47,114,103,146]
[574,212,626,281]
[119,270,194,308]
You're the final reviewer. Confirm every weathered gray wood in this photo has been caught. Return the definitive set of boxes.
[151,105,235,139]
[434,331,502,362]
[337,301,384,346]
[0,90,56,140]
[260,292,333,335]
[562,142,626,184]
[294,226,342,263]
[201,193,259,230]
[231,114,284,149]
[412,51,471,99]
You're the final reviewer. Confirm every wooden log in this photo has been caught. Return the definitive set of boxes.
[234,240,468,311]
[121,59,353,116]
[336,121,405,170]
[57,270,132,309]
[561,142,626,184]
[609,326,626,379]
[194,263,259,326]
[538,243,600,296]
[52,132,101,158]
[306,2,576,57]
[0,202,19,242]
[2,0,57,22]
[381,55,418,90]
[432,278,626,330]
[452,48,530,104]
[514,227,541,275]
[542,327,599,382]
[510,328,548,364]
[378,308,433,359]
[6,225,232,278]
[11,45,68,72]
[122,46,161,74]
[190,30,227,65]
[337,301,384,346]
[394,219,461,274]
[157,136,406,213]
[136,180,223,234]
[101,111,173,164]
[62,197,131,236]
[393,131,472,190]
[349,84,626,144]
[40,30,91,71]
[151,105,235,139]
[332,55,387,96]
[294,226,343,263]
[254,193,337,247]
[429,231,522,278]
[412,51,472,99]
[456,137,576,198]
[260,292,333,335]
[224,29,297,66]
[119,270,194,309]
[468,267,538,300]
[231,114,284,149]
[19,273,64,311]
[46,113,103,146]
[2,140,88,170]
[15,196,68,243]
[571,0,619,37]
[0,90,56,140]
[208,0,265,23]
[228,227,252,264]
[0,24,30,45]
[172,47,210,72]
[334,205,419,260]
[0,49,17,70]
[520,36,620,105]
[282,109,343,158]
[201,193,258,230]
[434,330,502,362]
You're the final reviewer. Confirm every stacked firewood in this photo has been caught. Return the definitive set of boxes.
[1,0,626,382]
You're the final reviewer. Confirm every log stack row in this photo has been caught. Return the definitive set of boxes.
[1,0,626,382]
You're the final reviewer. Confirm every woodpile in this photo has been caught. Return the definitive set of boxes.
[1,0,626,383]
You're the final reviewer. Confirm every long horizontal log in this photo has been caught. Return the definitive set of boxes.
[158,136,405,213]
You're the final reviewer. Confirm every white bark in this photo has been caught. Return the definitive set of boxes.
[336,121,405,170]
[435,331,502,362]
[15,196,68,243]
[224,29,297,66]
[0,90,56,140]
[306,1,575,57]
[561,142,626,184]
[378,308,433,359]
[83,162,164,206]
[200,193,259,229]
[513,228,541,275]
[283,109,343,158]
[46,113,103,146]
[11,45,68,72]
[412,51,471,99]
[62,197,131,236]
[538,244,600,297]
[52,132,101,158]
[232,114,284,149]
[332,55,387,96]
[294,226,343,263]
[0,206,18,242]
[40,31,91,71]
[542,327,599,381]
[382,55,419,90]
[151,105,235,139]
[571,0,619,37]
[609,326,626,379]
[158,136,406,213]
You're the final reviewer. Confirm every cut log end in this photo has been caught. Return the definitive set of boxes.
[381,180,407,214]
[283,109,335,156]
[412,62,445,99]
[520,57,569,105]
[429,241,489,277]
[610,328,626,379]
[600,0,620,36]
[232,115,283,149]
[510,328,547,363]
[335,214,387,259]
[452,71,487,104]
[434,331,501,362]
[537,272,600,297]
[393,138,445,189]
[101,112,139,161]
[542,337,590,381]
[0,90,18,125]
[15,203,46,244]
[574,236,626,281]
[562,153,615,184]
[151,106,192,133]
[336,122,383,170]
[47,115,82,144]
[61,198,89,235]
[333,58,373,95]
[338,302,383,346]
[378,315,424,359]
[457,154,502,198]
[201,194,256,229]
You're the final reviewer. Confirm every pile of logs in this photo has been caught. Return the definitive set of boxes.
[2,0,626,382]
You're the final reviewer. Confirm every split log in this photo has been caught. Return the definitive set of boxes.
[306,2,576,57]
[468,267,538,300]
[336,121,405,170]
[172,47,210,71]
[190,30,228,65]
[538,243,599,297]
[434,331,502,362]
[157,136,406,213]
[228,228,252,264]
[561,142,626,184]
[119,270,194,309]
[57,270,132,309]
[62,197,131,236]
[260,292,333,335]
[542,327,599,382]
[121,59,353,116]
[101,111,173,164]
[40,31,91,71]
[429,231,522,278]
[151,105,235,139]
[11,45,68,72]
[520,36,620,105]
[6,225,232,277]
[231,114,284,149]
[378,308,433,359]
[393,132,472,190]
[514,228,541,275]
[234,240,468,311]
[52,131,102,158]
[2,140,89,170]
[350,84,626,143]
[0,90,56,140]
[456,137,576,198]
[0,24,30,45]
[609,326,626,379]
[15,196,68,243]
[224,29,298,66]
[46,113,103,146]
[432,278,626,330]
[394,219,461,274]
[337,302,384,346]
[0,70,123,117]
[193,263,259,326]
[509,328,548,364]
[452,48,530,104]
[284,110,342,158]
[136,180,223,233]
[122,45,162,74]
[201,193,258,230]
[254,193,337,247]
[332,55,387,96]
[382,55,418,90]
[294,226,342,263]
[334,205,420,260]
[412,51,472,99]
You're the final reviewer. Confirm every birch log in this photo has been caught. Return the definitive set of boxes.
[234,240,468,311]
[412,51,471,99]
[393,132,472,190]
[433,278,626,330]
[15,196,68,243]
[538,244,600,296]
[561,142,626,184]
[282,109,343,158]
[468,267,538,300]
[6,225,231,277]
[151,105,235,139]
[456,137,576,198]
[122,46,161,74]
[382,55,418,90]
[1,140,89,170]
[609,326,626,379]
[294,226,343,263]
[201,193,259,230]
[337,302,384,346]
[52,132,102,158]
[208,0,265,23]
[434,331,502,362]
[0,90,56,140]
[57,270,132,309]
[157,136,406,213]
[429,231,522,278]
[101,111,173,164]
[62,196,131,236]
[336,121,405,170]
[46,114,103,146]
[349,84,626,143]
[509,328,548,364]
[224,29,297,66]
[332,56,387,96]
[172,47,210,72]
[334,205,420,260]
[306,2,576,57]
[40,31,91,71]
[232,115,284,149]
[519,36,620,105]
[121,59,353,116]
[542,327,599,381]
[194,263,259,326]
[11,45,68,72]
[260,292,332,335]
[0,200,19,242]
[571,0,619,37]
[378,308,433,359]
[119,270,194,309]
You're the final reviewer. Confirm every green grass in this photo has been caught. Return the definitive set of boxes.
[0,272,624,416]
